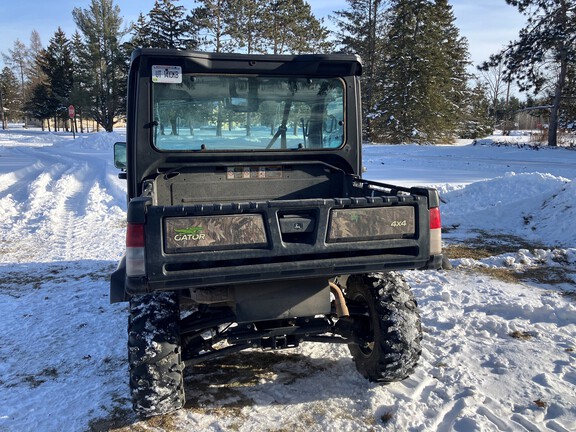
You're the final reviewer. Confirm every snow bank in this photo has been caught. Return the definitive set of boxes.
[536,180,576,246]
[0,129,67,147]
[440,172,575,247]
[51,131,123,151]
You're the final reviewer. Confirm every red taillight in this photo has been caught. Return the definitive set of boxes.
[429,207,442,255]
[126,223,145,247]
[126,223,146,277]
[429,207,441,230]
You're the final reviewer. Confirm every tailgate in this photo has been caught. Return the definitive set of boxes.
[135,180,436,290]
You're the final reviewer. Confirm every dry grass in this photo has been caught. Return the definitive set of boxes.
[473,267,524,284]
[533,399,548,409]
[380,411,395,424]
[461,261,575,288]
[444,231,546,260]
[443,244,496,260]
[509,330,536,341]
[445,233,575,288]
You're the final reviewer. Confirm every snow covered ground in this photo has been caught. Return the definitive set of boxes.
[0,128,574,431]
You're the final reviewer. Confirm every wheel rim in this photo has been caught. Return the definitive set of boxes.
[352,292,375,356]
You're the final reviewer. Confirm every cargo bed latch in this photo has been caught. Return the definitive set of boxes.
[278,213,316,234]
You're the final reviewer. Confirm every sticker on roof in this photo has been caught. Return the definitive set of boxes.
[152,65,182,84]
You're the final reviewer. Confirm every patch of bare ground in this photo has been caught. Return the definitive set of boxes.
[444,231,547,259]
[183,350,327,413]
[0,263,116,297]
[87,402,135,432]
[444,234,575,291]
[88,350,333,431]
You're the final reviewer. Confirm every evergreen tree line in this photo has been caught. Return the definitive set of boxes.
[0,0,574,145]
[333,0,491,143]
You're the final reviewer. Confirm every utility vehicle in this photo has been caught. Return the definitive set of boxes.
[111,49,443,417]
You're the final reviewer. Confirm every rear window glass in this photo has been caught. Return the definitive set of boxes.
[151,75,345,151]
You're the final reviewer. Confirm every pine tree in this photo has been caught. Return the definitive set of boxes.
[0,67,21,127]
[193,0,235,53]
[190,0,330,55]
[69,31,91,132]
[375,0,471,143]
[279,1,332,54]
[2,39,29,126]
[483,0,576,146]
[148,0,198,50]
[35,29,74,131]
[225,0,265,53]
[376,0,428,142]
[24,83,52,130]
[562,64,576,137]
[260,0,331,54]
[0,91,4,129]
[10,31,48,129]
[332,0,389,142]
[18,31,46,127]
[40,28,74,107]
[427,0,471,139]
[459,82,493,139]
[127,13,153,50]
[72,0,128,132]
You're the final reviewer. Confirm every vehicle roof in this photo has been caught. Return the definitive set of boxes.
[130,48,362,77]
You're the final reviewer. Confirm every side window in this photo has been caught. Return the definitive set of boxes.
[324,91,345,148]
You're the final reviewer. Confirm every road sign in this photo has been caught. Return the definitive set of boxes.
[68,105,75,119]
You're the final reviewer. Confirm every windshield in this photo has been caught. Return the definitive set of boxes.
[152,75,344,151]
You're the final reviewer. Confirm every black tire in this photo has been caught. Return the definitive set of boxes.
[128,292,185,417]
[345,272,422,383]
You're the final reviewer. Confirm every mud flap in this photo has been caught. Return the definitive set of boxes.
[110,256,129,303]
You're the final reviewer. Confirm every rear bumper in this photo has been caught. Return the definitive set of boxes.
[110,252,443,302]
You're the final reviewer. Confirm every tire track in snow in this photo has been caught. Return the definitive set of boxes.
[1,145,125,263]
[477,401,514,430]
[0,163,42,195]
[18,163,68,224]
[0,152,72,260]
[547,419,572,432]
[40,157,122,261]
[46,169,86,261]
[511,413,543,431]
[0,146,64,196]
[429,396,469,431]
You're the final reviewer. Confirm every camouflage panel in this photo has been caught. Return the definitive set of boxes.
[165,214,267,253]
[327,206,415,243]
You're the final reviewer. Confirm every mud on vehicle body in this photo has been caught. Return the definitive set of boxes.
[111,49,443,417]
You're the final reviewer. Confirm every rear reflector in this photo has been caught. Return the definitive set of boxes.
[429,207,442,255]
[126,223,146,277]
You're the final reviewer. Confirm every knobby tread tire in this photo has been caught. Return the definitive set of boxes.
[128,292,185,417]
[346,272,423,383]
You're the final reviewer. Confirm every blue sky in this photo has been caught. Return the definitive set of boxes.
[0,0,526,69]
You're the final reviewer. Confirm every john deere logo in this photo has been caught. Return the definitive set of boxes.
[174,226,206,241]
